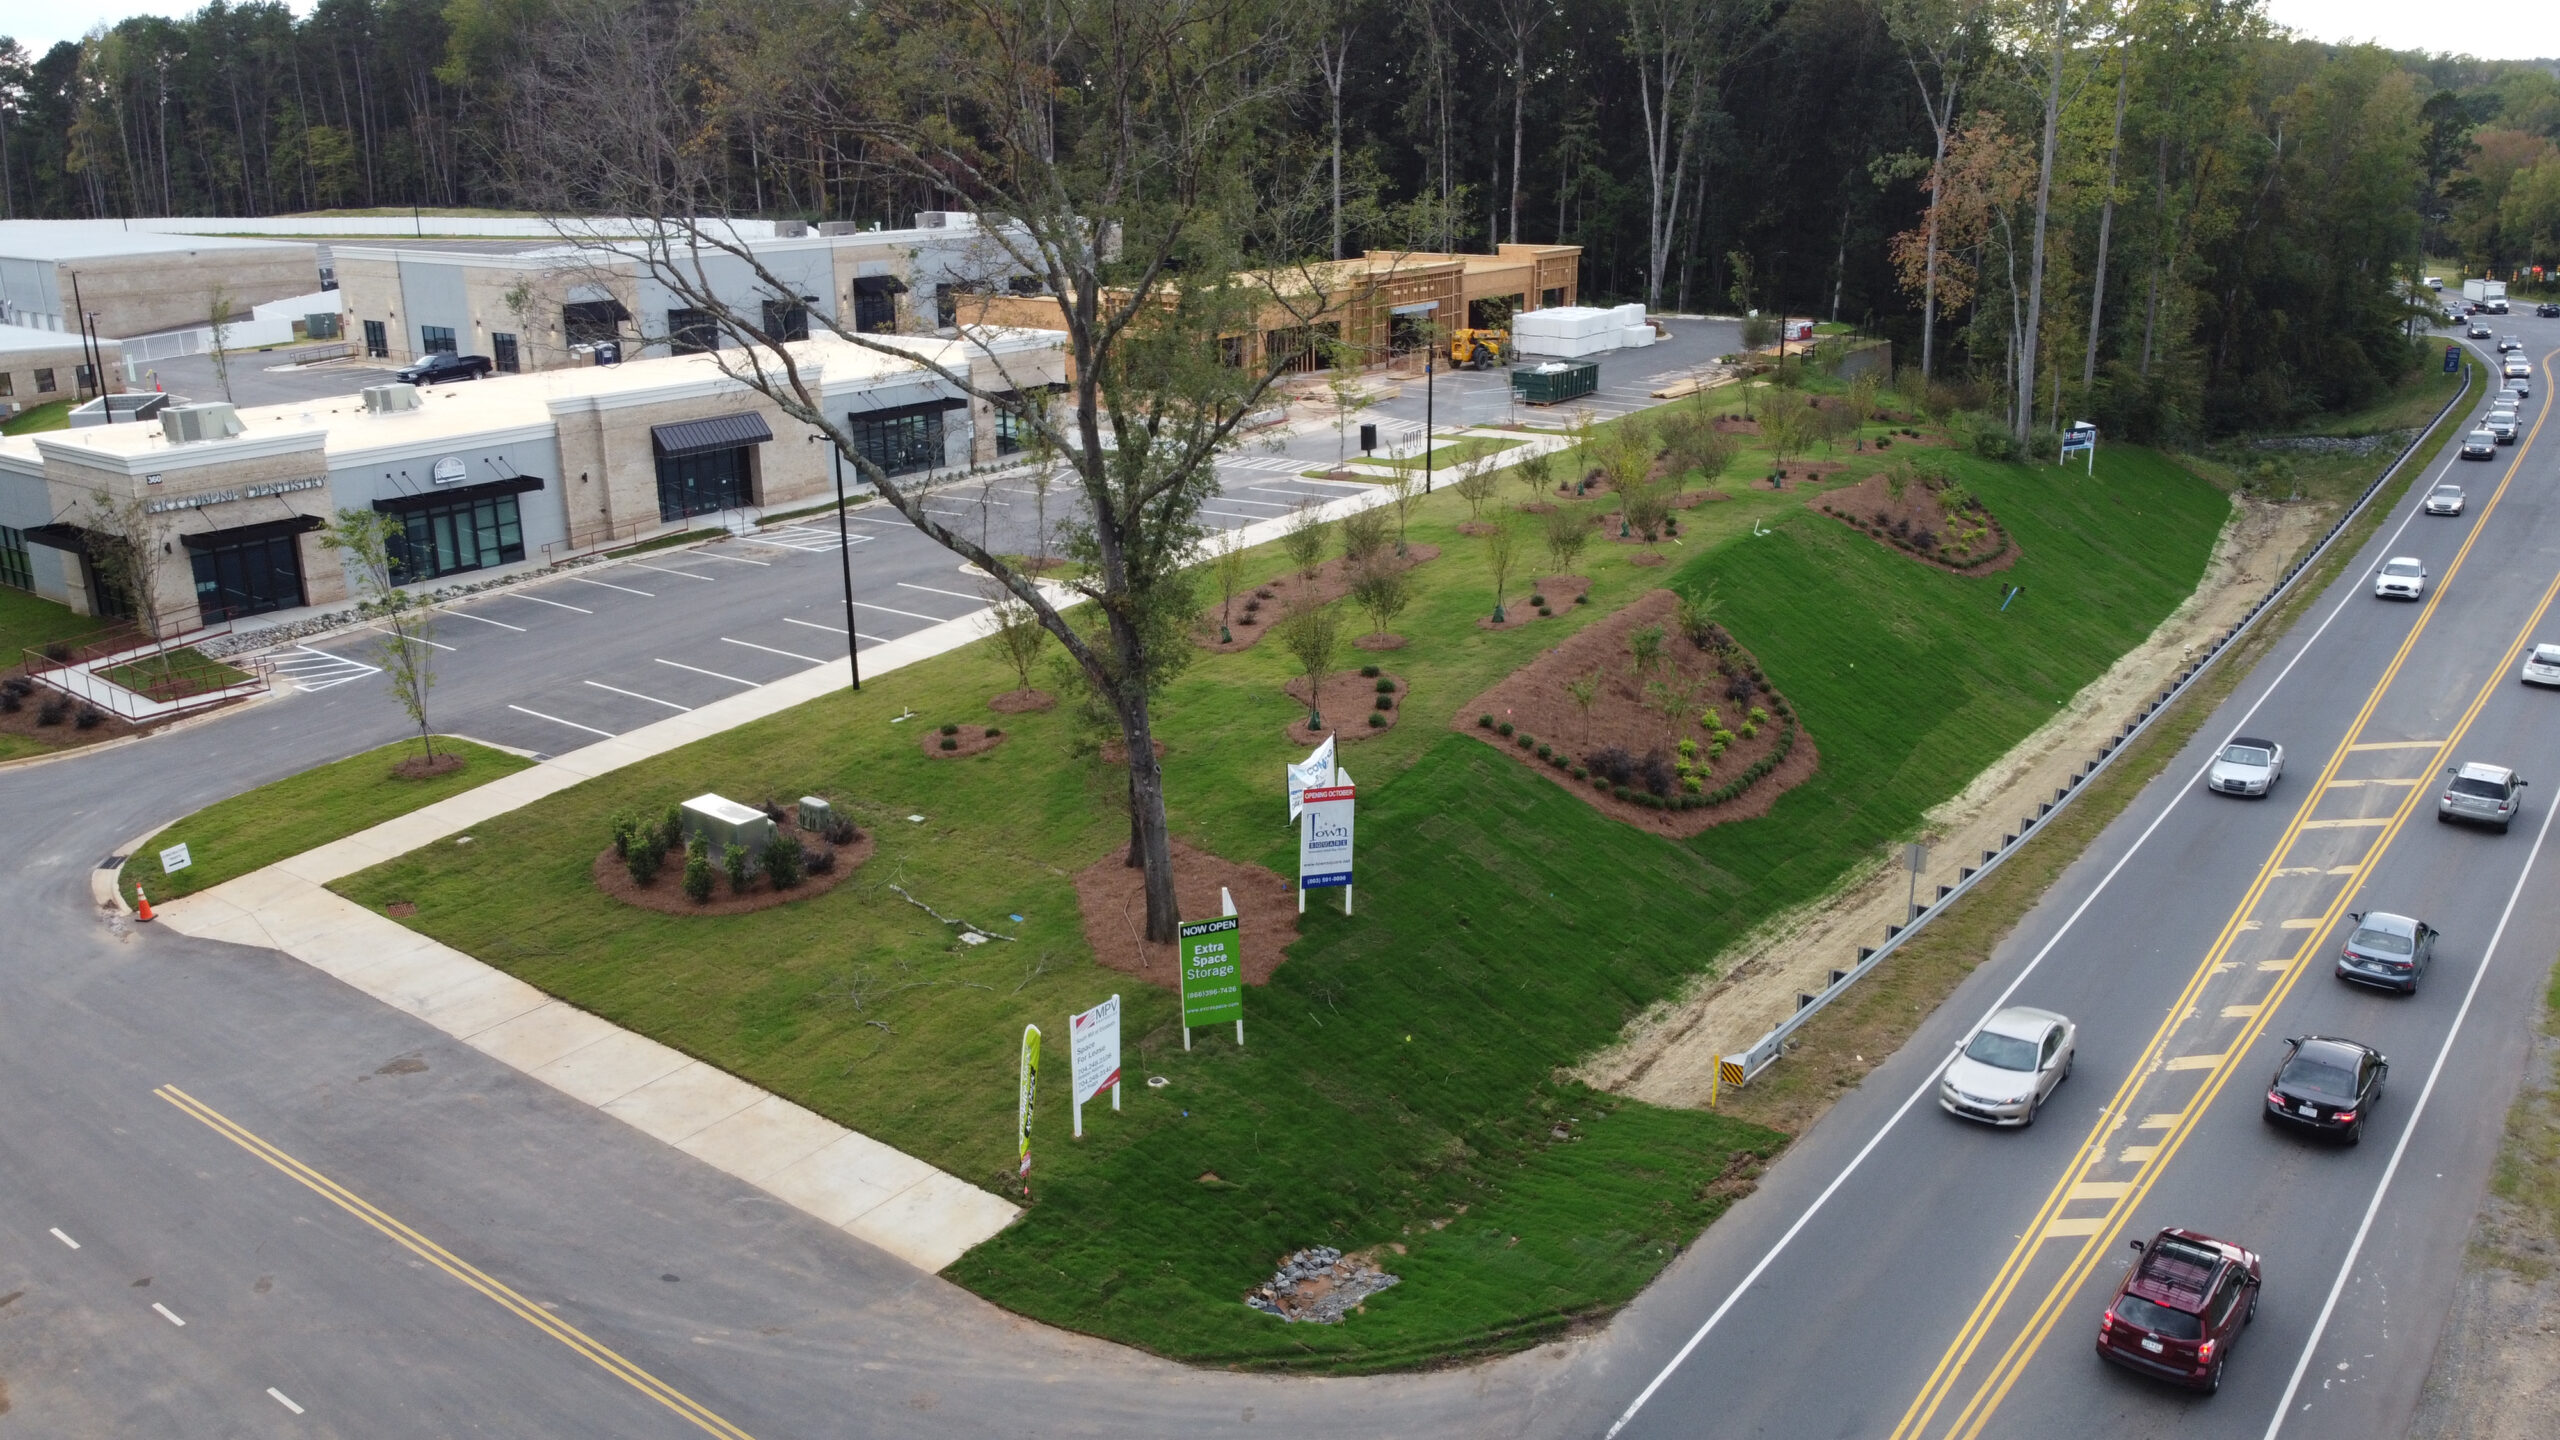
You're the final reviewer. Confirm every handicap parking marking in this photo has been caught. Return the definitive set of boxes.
[752,524,879,552]
[508,703,616,738]
[1207,494,1291,509]
[265,645,383,693]
[584,680,691,711]
[781,615,889,645]
[362,620,456,651]
[690,548,773,566]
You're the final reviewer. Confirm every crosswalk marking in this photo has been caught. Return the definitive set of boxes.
[752,523,877,553]
[265,645,381,693]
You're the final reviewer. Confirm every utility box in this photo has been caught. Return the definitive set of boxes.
[681,794,773,855]
[1511,360,1599,406]
[796,796,835,834]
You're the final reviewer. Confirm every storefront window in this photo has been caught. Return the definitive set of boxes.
[388,493,526,581]
[492,333,520,373]
[848,405,945,476]
[189,531,308,623]
[655,448,753,520]
[34,368,54,393]
[421,325,458,356]
[668,308,719,355]
[0,525,31,591]
[563,300,625,347]
[363,320,389,358]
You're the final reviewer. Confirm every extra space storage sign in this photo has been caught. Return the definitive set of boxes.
[1298,784,1355,890]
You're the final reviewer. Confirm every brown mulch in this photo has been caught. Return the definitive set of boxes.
[1284,670,1404,746]
[1813,469,2017,574]
[1072,839,1300,989]
[0,682,151,756]
[1196,544,1442,653]
[989,688,1055,713]
[1478,575,1593,631]
[922,724,1008,759]
[1626,552,1669,568]
[1714,416,1763,434]
[1099,736,1170,765]
[592,809,874,915]
[392,751,467,779]
[1455,588,1820,837]
[1456,520,1499,536]
[1352,631,1408,651]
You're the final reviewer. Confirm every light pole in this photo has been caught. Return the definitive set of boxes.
[1423,328,1436,494]
[813,433,862,690]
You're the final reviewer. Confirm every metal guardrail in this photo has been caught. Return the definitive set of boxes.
[1718,363,2480,1092]
[20,632,274,721]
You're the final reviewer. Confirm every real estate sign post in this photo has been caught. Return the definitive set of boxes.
[1179,913,1243,1050]
[1068,994,1121,1138]
[1298,783,1356,915]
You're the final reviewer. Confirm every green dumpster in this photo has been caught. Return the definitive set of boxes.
[1511,360,1599,406]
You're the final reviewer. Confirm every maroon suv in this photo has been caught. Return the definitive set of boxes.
[2095,1228,2263,1393]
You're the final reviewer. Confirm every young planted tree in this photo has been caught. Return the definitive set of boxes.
[1485,517,1518,623]
[76,492,175,682]
[1339,503,1390,568]
[1513,447,1554,505]
[1564,669,1602,745]
[1388,471,1424,556]
[1543,503,1592,576]
[1212,527,1249,641]
[981,581,1050,698]
[1761,389,1813,467]
[1323,336,1372,472]
[1453,466,1498,519]
[1349,555,1412,643]
[1278,596,1342,731]
[322,508,442,764]
[1628,623,1667,685]
[1604,418,1658,495]
[1283,504,1331,578]
[205,282,238,404]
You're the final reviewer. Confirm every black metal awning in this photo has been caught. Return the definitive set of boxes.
[651,412,775,458]
[852,274,910,295]
[178,514,324,552]
[372,475,545,516]
[21,522,93,557]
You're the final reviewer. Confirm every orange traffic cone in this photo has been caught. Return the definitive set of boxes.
[134,885,155,922]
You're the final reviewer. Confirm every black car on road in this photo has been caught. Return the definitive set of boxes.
[2264,1035,2386,1144]
[395,353,495,385]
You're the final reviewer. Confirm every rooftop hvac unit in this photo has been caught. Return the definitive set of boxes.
[771,220,810,238]
[161,402,245,444]
[916,211,952,228]
[361,383,423,414]
[817,221,864,237]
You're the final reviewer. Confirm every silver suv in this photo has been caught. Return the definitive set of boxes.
[2438,762,2527,832]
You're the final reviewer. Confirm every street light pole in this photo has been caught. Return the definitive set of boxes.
[816,433,862,690]
[1424,338,1436,494]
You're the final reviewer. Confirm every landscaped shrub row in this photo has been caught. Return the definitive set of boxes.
[611,802,844,901]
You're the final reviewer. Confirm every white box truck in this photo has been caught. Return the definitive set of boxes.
[2464,279,2509,313]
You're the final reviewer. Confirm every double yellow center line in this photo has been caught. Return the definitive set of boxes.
[156,1085,757,1439]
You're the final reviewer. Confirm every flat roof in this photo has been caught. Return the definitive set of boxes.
[0,221,318,263]
[0,321,118,353]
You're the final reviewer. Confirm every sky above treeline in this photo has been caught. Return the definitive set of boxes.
[1,0,2552,70]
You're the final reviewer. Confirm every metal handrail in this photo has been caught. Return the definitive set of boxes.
[1718,362,2479,1090]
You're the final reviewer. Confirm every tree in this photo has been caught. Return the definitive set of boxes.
[1323,335,1371,471]
[1349,555,1412,641]
[1388,470,1424,556]
[1212,527,1249,640]
[1883,0,1989,380]
[1454,0,1548,245]
[1628,623,1667,683]
[1278,595,1341,730]
[1513,448,1553,506]
[1283,503,1330,578]
[206,281,237,404]
[1543,503,1592,575]
[1453,466,1498,519]
[76,491,173,661]
[1563,669,1601,745]
[322,508,441,763]
[983,582,1050,696]
[1625,1,1770,308]
[1484,517,1518,623]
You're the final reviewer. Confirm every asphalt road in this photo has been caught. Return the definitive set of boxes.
[1583,325,2560,1440]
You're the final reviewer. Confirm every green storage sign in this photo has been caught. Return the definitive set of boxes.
[1179,916,1243,1027]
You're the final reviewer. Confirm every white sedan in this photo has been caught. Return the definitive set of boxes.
[2426,483,2467,515]
[1939,1007,2077,1127]
[2376,556,2427,600]
[2523,643,2560,687]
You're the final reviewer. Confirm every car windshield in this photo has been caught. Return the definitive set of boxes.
[1963,1030,2040,1071]
[2451,777,2508,799]
[2385,560,2422,576]
[2279,1055,2359,1097]
[2220,745,2270,767]
[2535,646,2560,664]
[2350,926,2414,955]
[2113,1295,2203,1341]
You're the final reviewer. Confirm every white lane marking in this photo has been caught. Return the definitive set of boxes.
[852,599,946,623]
[583,681,690,711]
[2260,719,2560,1439]
[438,608,524,631]
[655,658,759,687]
[1600,431,2451,1440]
[896,582,986,602]
[362,622,455,652]
[722,637,824,664]
[50,1227,78,1249]
[619,562,716,583]
[690,549,771,566]
[507,704,616,738]
[1208,495,1292,510]
[569,576,653,597]
[834,513,910,527]
[267,1388,305,1415]
[1201,507,1272,523]
[1247,485,1357,503]
[782,616,889,644]
[512,593,593,613]
[153,1302,185,1326]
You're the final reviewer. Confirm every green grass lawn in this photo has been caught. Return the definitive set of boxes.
[2,399,70,435]
[324,387,2226,1368]
[1318,436,1522,477]
[0,585,97,660]
[98,647,252,700]
[121,738,533,903]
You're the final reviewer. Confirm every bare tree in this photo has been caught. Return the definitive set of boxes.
[1455,0,1548,245]
[503,0,1401,941]
[1882,0,1988,381]
[1625,1,1770,308]
[322,509,442,763]
[205,281,237,403]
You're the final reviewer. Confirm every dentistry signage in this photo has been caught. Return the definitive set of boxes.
[144,476,327,514]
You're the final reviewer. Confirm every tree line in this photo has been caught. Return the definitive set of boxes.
[11,0,2559,438]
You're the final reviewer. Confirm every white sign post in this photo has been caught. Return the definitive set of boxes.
[1298,784,1356,915]
[1068,994,1122,1139]
[2060,420,2097,473]
[159,842,193,875]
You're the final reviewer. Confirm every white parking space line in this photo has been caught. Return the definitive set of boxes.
[509,704,616,738]
[439,608,525,631]
[584,681,690,711]
[691,549,772,565]
[1201,506,1271,523]
[267,1388,305,1416]
[152,1303,184,1326]
[570,576,653,597]
[620,562,716,582]
[836,513,911,527]
[656,657,760,687]
[1282,475,1373,489]
[1248,484,1355,503]
[363,622,456,651]
[896,582,986,602]
[511,593,593,613]
[782,616,890,644]
[722,636,825,664]
[49,1227,77,1249]
[853,599,945,623]
[1208,495,1292,509]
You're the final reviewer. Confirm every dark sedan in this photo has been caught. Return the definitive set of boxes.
[2264,1036,2386,1144]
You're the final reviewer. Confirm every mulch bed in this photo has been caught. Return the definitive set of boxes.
[0,677,150,757]
[1478,575,1592,631]
[1813,469,2016,573]
[1456,520,1499,536]
[591,805,873,915]
[989,688,1055,713]
[392,751,467,779]
[1073,839,1300,989]
[1283,670,1404,746]
[921,723,1008,759]
[1456,588,1820,837]
[1197,544,1441,654]
[1352,631,1407,651]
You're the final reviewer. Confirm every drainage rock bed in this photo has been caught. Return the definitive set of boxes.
[1244,1246,1401,1323]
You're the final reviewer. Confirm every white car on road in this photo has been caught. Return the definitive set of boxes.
[2208,736,2285,796]
[2425,483,2467,514]
[1939,1006,2077,1127]
[2376,556,2427,600]
[2522,642,2560,687]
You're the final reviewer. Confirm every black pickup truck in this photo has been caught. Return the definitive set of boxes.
[394,352,495,385]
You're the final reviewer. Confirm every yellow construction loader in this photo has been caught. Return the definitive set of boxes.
[1447,328,1513,370]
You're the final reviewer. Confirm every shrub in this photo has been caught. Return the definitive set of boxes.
[986,726,1003,738]
[626,834,666,887]
[763,830,804,890]
[609,812,638,859]
[1536,742,1552,759]
[1529,593,1546,607]
[1375,694,1394,712]
[1367,712,1386,728]
[725,842,755,893]
[658,806,685,854]
[1374,676,1394,693]
[803,843,837,875]
[1637,748,1676,798]
[940,722,960,736]
[1514,731,1534,749]
[822,814,859,846]
[682,841,715,904]
[1585,745,1637,788]
[1478,714,1495,729]
[1612,784,1633,802]
[1575,593,1589,605]
[0,690,18,714]
[75,706,104,730]
[1726,675,1756,702]
[36,698,68,726]
[1571,764,1588,780]
[760,797,788,825]
[1497,721,1514,737]
[941,736,959,751]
